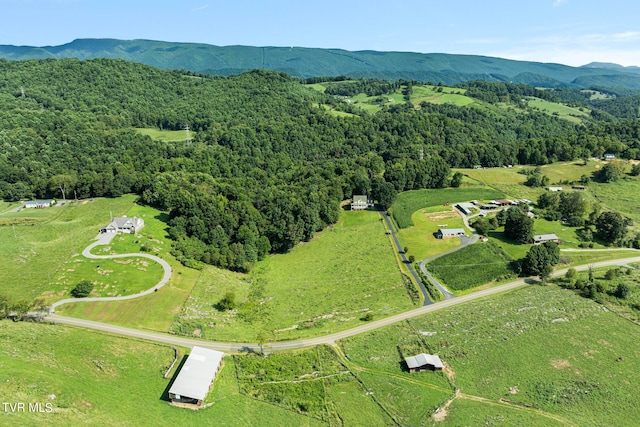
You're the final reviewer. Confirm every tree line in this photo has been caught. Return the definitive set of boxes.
[1,59,638,271]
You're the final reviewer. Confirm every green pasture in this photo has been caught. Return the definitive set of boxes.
[526,97,591,124]
[436,398,568,426]
[397,206,464,261]
[50,255,163,300]
[135,127,194,142]
[0,196,137,300]
[590,178,640,222]
[428,241,515,293]
[170,210,413,342]
[411,85,475,107]
[340,285,640,426]
[0,321,322,426]
[391,187,505,229]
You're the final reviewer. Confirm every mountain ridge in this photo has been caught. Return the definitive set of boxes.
[1,38,639,89]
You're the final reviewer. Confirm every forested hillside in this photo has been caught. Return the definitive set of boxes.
[1,58,639,272]
[2,38,640,89]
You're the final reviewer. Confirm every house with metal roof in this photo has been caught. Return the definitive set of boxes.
[435,228,465,239]
[404,353,444,373]
[100,216,144,234]
[168,346,224,408]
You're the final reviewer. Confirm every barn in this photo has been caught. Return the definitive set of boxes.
[404,353,444,373]
[436,228,465,239]
[168,346,224,408]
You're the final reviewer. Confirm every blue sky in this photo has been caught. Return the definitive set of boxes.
[1,0,639,66]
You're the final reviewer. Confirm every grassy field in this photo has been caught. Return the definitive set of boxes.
[339,284,640,426]
[526,98,591,124]
[428,241,515,293]
[48,255,164,300]
[134,127,194,142]
[391,187,505,229]
[55,204,199,332]
[0,321,323,426]
[0,196,138,300]
[411,85,475,107]
[397,206,465,261]
[170,210,414,342]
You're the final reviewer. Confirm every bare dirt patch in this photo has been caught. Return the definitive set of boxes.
[423,210,460,222]
[551,359,572,369]
[433,389,461,422]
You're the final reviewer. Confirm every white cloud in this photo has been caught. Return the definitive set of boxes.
[553,0,566,7]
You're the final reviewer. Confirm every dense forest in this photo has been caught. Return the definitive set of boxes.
[1,58,639,271]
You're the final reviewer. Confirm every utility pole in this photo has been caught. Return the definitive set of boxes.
[185,123,192,145]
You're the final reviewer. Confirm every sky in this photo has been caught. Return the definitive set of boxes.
[0,0,639,67]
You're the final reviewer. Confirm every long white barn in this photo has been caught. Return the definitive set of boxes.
[168,346,224,408]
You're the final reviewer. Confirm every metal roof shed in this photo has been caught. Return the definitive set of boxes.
[404,353,444,372]
[169,346,224,407]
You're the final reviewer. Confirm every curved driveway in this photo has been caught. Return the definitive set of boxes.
[50,233,172,312]
[45,255,640,353]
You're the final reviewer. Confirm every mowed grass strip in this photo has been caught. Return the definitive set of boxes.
[171,210,412,342]
[0,195,138,300]
[392,187,505,229]
[0,321,324,426]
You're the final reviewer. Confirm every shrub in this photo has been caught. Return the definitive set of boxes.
[71,280,94,298]
[217,291,236,311]
[615,283,631,299]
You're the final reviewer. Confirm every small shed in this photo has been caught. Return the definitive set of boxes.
[168,346,224,408]
[436,228,465,239]
[603,153,616,160]
[405,353,444,373]
[533,233,560,244]
[545,187,563,192]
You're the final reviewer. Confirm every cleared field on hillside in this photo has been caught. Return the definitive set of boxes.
[171,210,413,342]
[526,98,591,123]
[135,127,194,142]
[340,285,640,426]
[411,85,475,107]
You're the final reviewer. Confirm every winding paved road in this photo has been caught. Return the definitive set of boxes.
[50,233,172,312]
[45,255,640,353]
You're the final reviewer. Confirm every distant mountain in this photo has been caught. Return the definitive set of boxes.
[1,38,640,89]
[582,62,640,75]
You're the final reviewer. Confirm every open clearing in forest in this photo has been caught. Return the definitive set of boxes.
[170,210,414,342]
